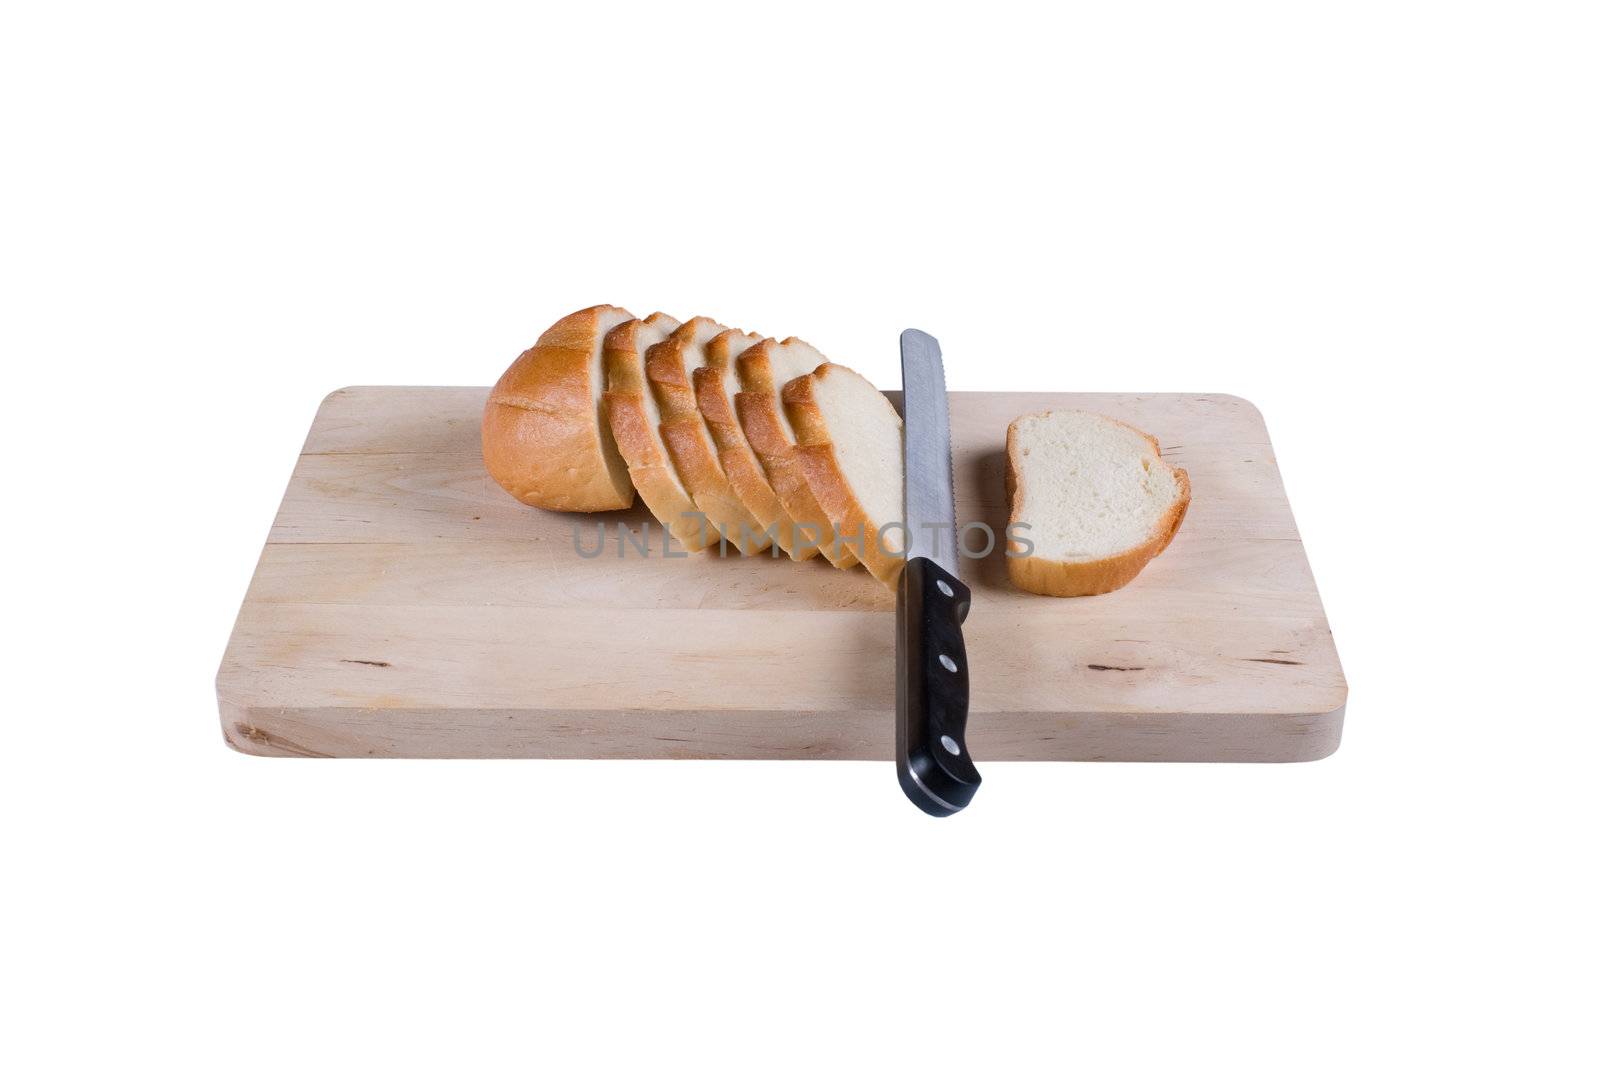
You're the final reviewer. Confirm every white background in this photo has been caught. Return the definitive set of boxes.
[3,2,1596,1067]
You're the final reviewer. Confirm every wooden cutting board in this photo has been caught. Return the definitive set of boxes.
[218,387,1345,761]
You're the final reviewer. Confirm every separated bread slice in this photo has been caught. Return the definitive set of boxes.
[783,364,907,585]
[735,338,857,568]
[602,313,718,552]
[646,317,773,554]
[483,304,635,511]
[1005,409,1190,596]
[695,329,817,561]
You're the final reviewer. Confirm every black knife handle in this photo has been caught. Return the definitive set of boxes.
[896,557,980,816]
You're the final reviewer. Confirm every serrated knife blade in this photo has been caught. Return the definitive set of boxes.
[900,329,960,578]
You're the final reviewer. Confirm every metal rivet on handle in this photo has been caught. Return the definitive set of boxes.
[940,734,961,756]
[939,653,958,673]
[936,579,953,597]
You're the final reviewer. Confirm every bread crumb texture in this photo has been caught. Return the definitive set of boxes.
[1011,410,1182,562]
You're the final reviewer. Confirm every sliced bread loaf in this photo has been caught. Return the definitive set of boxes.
[482,304,636,511]
[694,328,817,561]
[647,317,773,554]
[734,338,857,568]
[602,313,718,552]
[782,364,907,585]
[1005,409,1190,596]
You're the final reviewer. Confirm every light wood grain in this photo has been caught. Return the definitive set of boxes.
[218,388,1346,761]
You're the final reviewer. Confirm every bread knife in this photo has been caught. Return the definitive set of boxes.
[897,329,981,816]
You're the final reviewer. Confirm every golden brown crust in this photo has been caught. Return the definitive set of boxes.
[694,328,817,561]
[782,367,906,586]
[647,319,772,554]
[482,304,636,512]
[645,317,718,421]
[1004,411,1191,596]
[601,315,717,552]
[733,339,858,568]
[702,328,752,371]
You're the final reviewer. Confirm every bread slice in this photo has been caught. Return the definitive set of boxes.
[602,313,718,552]
[734,338,857,568]
[647,317,773,554]
[783,364,907,585]
[483,304,636,511]
[693,328,817,561]
[1005,409,1190,596]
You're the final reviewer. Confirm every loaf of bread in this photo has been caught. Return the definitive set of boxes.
[482,305,636,511]
[483,307,1190,595]
[1005,410,1189,596]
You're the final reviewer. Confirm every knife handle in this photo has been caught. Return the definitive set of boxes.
[896,557,981,816]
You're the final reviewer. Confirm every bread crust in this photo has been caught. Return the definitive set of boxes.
[695,329,816,561]
[647,318,773,554]
[482,304,636,512]
[602,314,718,552]
[734,339,858,568]
[782,366,906,586]
[1004,411,1191,596]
